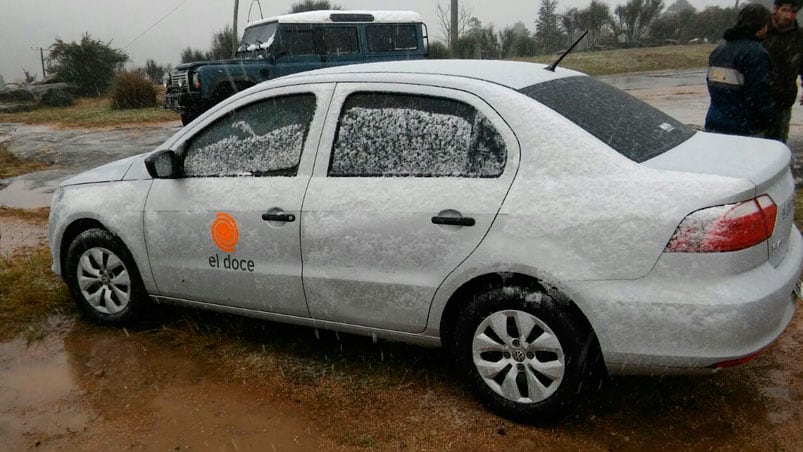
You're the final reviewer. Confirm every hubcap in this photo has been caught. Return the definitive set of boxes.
[76,247,131,315]
[472,309,565,404]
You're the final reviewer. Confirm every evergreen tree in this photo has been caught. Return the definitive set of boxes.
[47,33,128,97]
[535,0,564,54]
[289,1,341,13]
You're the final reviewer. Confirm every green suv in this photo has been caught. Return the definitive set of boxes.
[164,10,429,125]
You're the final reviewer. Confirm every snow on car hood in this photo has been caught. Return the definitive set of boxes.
[643,131,791,185]
[61,153,149,187]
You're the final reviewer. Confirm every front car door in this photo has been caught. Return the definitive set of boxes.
[300,83,519,332]
[144,84,333,316]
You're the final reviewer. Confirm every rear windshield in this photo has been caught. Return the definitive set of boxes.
[518,76,695,162]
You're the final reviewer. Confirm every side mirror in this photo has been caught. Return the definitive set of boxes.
[145,149,179,179]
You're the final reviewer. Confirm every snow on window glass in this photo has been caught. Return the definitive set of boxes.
[183,94,315,177]
[329,93,506,177]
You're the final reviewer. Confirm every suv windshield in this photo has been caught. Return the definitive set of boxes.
[519,76,695,163]
[237,22,278,54]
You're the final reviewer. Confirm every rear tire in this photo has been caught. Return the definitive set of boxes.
[64,229,148,326]
[450,285,602,423]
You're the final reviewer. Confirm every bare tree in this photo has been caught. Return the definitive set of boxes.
[436,0,474,51]
[614,0,665,47]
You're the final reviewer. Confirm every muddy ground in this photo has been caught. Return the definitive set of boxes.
[1,78,802,450]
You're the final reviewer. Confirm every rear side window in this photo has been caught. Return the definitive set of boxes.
[322,27,359,54]
[329,92,506,177]
[366,24,419,52]
[183,94,316,177]
[519,76,695,162]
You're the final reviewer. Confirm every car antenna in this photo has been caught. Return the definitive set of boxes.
[545,30,588,72]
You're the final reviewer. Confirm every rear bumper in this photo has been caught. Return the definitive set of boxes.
[572,226,802,374]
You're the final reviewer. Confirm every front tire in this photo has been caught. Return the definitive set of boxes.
[64,229,148,326]
[180,111,198,126]
[450,285,602,423]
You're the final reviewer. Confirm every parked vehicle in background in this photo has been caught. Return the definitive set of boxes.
[51,60,802,422]
[164,10,429,125]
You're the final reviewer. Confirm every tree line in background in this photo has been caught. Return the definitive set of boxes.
[434,0,771,59]
[9,0,773,107]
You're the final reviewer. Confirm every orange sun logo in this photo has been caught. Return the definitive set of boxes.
[211,212,239,253]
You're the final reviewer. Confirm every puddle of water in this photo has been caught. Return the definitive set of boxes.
[0,177,56,208]
[0,317,321,450]
[0,328,89,450]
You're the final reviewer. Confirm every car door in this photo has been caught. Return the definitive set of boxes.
[143,84,332,316]
[300,83,520,333]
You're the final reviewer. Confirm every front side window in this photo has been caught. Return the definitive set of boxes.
[278,26,316,56]
[183,94,316,177]
[329,92,506,177]
[322,27,359,54]
[366,24,419,52]
[237,22,278,54]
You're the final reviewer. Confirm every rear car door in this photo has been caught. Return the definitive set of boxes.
[300,83,520,332]
[143,84,332,316]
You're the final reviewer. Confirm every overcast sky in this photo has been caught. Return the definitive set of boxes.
[0,0,733,83]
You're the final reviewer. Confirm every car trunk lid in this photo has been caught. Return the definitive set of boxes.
[644,132,796,267]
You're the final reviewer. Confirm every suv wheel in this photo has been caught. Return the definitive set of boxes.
[180,111,198,126]
[450,286,602,423]
[64,229,148,326]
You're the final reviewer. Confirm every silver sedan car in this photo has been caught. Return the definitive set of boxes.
[48,60,802,422]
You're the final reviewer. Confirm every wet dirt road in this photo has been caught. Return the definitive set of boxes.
[1,72,803,450]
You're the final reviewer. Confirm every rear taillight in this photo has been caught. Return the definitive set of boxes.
[666,195,777,253]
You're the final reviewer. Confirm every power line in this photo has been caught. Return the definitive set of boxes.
[124,0,189,49]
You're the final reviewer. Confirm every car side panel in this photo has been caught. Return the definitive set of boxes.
[48,181,155,291]
[300,82,520,333]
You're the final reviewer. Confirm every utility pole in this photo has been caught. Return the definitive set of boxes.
[233,0,240,54]
[32,47,48,79]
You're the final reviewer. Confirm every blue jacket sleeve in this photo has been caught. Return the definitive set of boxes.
[738,47,776,130]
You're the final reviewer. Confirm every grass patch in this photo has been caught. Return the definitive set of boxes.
[525,43,714,76]
[0,95,178,129]
[0,246,70,342]
[0,206,49,222]
[0,141,50,178]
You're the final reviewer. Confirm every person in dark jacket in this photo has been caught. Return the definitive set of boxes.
[705,4,776,137]
[763,0,803,142]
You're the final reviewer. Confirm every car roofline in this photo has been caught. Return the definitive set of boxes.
[245,10,422,28]
[277,60,586,91]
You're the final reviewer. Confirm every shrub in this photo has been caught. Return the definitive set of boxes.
[110,71,157,109]
[40,87,74,107]
[47,34,129,97]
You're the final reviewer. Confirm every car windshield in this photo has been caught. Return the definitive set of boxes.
[237,22,278,54]
[519,76,695,163]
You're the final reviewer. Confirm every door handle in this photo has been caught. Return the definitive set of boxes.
[431,216,475,227]
[262,212,296,222]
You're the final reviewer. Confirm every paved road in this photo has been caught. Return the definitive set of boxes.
[1,68,800,209]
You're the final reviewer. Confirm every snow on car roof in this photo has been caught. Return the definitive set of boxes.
[246,10,421,27]
[283,59,586,91]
